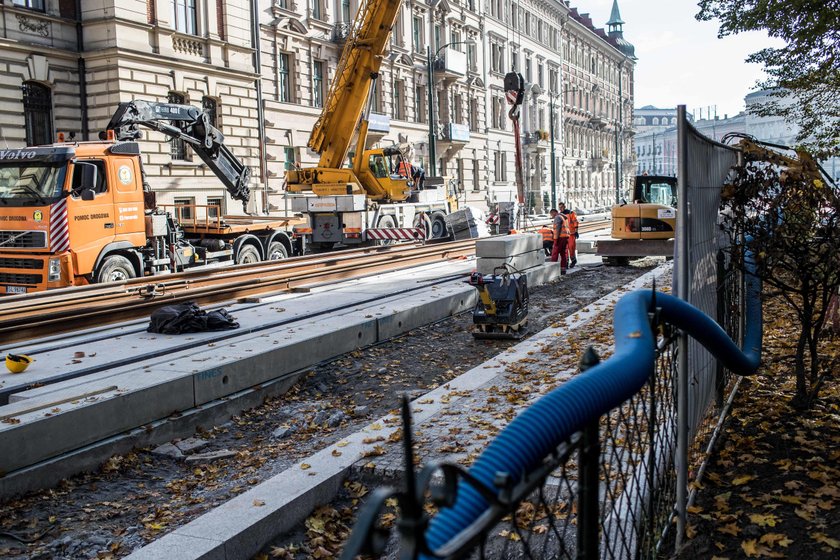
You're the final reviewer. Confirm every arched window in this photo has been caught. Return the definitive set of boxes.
[671,117,677,125]
[651,117,659,126]
[22,82,53,147]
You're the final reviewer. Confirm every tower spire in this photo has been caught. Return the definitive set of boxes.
[607,0,624,36]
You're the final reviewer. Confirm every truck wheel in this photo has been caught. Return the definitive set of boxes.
[95,255,136,284]
[236,244,261,264]
[266,241,288,261]
[431,212,448,239]
[375,215,397,245]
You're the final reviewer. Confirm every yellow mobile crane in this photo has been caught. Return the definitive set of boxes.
[285,0,458,250]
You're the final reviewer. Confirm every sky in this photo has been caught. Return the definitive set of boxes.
[584,0,783,119]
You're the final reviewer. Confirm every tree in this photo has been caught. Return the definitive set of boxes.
[720,139,840,407]
[696,1,840,159]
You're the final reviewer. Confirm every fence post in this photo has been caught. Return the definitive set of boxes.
[578,347,601,560]
[715,249,726,408]
[675,105,690,551]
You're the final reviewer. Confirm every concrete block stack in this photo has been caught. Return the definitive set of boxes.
[475,233,545,275]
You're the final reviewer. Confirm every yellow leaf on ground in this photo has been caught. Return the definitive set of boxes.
[749,513,779,527]
[300,463,311,470]
[719,523,740,536]
[732,474,756,486]
[811,532,840,549]
[760,533,793,547]
[742,539,758,556]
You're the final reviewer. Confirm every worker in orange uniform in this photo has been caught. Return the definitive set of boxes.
[538,222,554,255]
[549,207,570,273]
[562,204,579,268]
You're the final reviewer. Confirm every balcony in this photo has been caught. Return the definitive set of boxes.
[433,48,467,78]
[523,130,550,151]
[440,122,470,143]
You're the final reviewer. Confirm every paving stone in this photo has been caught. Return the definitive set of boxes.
[151,442,184,459]
[271,426,295,439]
[184,449,237,464]
[174,437,209,454]
[326,411,347,427]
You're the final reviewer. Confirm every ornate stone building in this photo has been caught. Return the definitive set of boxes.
[0,0,636,215]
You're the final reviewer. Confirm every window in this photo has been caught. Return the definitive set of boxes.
[201,97,218,127]
[13,0,45,10]
[469,98,479,131]
[174,197,195,221]
[372,79,382,113]
[451,30,461,50]
[283,147,296,171]
[369,154,388,178]
[171,0,197,35]
[393,80,404,120]
[467,42,476,72]
[549,69,558,94]
[22,82,52,147]
[168,92,189,160]
[472,158,480,191]
[525,57,531,83]
[414,85,427,123]
[312,0,322,20]
[278,53,292,102]
[538,62,544,88]
[207,197,223,218]
[341,0,351,21]
[434,24,441,52]
[313,61,324,108]
[412,16,422,52]
[71,160,107,195]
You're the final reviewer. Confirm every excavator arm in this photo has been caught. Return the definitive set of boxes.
[104,100,251,205]
[308,0,402,168]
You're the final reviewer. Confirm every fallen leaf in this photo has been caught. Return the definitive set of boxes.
[253,499,266,507]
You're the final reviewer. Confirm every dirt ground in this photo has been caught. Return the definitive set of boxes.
[0,261,657,559]
[674,298,840,560]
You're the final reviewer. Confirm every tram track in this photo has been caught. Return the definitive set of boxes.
[0,240,477,344]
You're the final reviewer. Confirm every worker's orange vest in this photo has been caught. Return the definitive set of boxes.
[397,161,411,178]
[566,211,579,234]
[539,227,553,242]
[554,215,570,238]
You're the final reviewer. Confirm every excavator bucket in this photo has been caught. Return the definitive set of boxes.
[466,268,529,340]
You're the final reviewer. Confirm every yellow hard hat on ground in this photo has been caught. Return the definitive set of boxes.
[6,354,33,374]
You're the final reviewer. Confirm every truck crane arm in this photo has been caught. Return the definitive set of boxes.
[104,100,251,205]
[308,0,402,168]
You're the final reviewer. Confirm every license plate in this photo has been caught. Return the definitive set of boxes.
[5,285,27,295]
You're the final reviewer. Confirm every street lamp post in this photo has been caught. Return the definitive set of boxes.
[426,40,474,178]
[549,95,557,209]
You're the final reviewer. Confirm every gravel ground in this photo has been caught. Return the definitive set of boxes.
[0,260,659,559]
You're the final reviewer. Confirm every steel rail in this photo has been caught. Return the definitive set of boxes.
[0,240,477,343]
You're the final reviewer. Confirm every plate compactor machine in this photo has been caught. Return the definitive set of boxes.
[466,266,529,340]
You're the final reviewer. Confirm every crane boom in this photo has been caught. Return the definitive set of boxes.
[105,100,252,205]
[308,0,402,168]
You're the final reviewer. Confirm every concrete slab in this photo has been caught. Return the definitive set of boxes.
[0,368,194,474]
[476,234,541,258]
[477,249,545,274]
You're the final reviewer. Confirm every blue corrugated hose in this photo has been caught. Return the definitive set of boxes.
[423,264,761,556]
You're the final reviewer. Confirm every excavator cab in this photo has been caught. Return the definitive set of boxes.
[611,175,677,240]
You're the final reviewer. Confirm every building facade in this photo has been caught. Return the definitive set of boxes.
[1,0,636,216]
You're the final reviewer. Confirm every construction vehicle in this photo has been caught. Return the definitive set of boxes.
[0,100,303,294]
[596,174,677,264]
[466,266,529,339]
[284,0,457,250]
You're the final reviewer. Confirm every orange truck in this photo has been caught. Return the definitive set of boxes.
[0,100,302,294]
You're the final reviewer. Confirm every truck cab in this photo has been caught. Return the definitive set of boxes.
[0,141,149,294]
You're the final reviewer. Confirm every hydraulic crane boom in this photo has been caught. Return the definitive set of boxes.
[308,0,402,168]
[104,100,251,205]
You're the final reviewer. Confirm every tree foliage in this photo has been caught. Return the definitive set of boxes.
[720,139,840,407]
[696,0,840,159]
